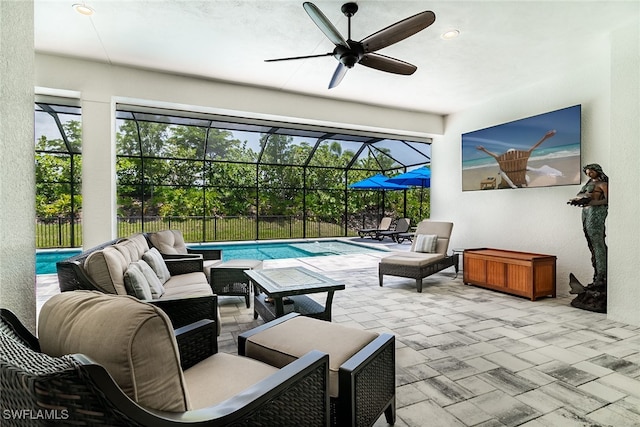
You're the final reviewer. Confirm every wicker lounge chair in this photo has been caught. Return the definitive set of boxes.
[357,216,392,238]
[376,217,411,241]
[0,293,330,426]
[379,220,458,292]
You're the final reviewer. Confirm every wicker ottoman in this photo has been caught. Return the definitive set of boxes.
[238,313,395,427]
[209,259,263,308]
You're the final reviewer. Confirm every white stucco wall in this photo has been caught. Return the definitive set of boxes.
[431,38,610,294]
[432,19,639,325]
[607,21,640,326]
[0,0,36,330]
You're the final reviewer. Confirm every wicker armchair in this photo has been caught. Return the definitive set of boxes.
[0,295,331,427]
[146,229,223,282]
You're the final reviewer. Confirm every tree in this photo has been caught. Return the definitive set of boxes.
[35,119,82,219]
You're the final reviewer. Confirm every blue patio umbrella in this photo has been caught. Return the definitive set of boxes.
[349,174,408,221]
[387,166,431,217]
[349,174,409,190]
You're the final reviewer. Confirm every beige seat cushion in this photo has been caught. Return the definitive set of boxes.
[113,239,142,264]
[380,252,445,267]
[84,246,128,295]
[245,316,377,397]
[148,230,188,255]
[184,353,278,409]
[162,278,213,298]
[38,291,190,412]
[127,233,150,257]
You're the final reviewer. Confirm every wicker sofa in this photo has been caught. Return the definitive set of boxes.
[56,233,218,331]
[0,293,330,426]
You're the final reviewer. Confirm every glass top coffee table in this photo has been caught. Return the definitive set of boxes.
[244,267,345,322]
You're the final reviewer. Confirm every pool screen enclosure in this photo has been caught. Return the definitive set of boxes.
[35,102,432,247]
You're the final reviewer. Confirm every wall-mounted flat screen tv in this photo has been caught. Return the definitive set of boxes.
[461,105,581,191]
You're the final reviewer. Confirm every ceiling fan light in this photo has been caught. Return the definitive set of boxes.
[441,29,460,40]
[72,3,95,16]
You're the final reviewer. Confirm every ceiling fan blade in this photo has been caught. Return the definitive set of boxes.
[328,63,348,89]
[265,52,334,63]
[360,11,436,53]
[303,2,350,49]
[359,53,417,75]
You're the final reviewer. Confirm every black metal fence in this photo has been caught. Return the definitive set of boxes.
[36,215,379,248]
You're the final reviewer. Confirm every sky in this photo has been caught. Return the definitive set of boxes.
[461,105,581,162]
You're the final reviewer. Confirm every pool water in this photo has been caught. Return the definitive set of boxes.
[36,249,81,275]
[193,240,387,261]
[36,240,385,274]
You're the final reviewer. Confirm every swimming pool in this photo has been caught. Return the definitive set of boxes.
[192,240,387,261]
[36,240,386,274]
[36,249,81,275]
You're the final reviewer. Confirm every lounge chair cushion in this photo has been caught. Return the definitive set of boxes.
[123,264,153,299]
[143,247,171,284]
[380,252,445,266]
[38,291,190,412]
[409,220,453,255]
[244,316,377,397]
[413,234,438,253]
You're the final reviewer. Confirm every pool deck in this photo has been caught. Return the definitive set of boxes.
[33,237,640,427]
[36,236,410,313]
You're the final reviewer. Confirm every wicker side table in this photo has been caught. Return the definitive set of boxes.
[209,259,263,308]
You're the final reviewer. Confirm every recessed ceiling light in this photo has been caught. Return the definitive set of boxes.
[441,29,460,40]
[72,3,95,16]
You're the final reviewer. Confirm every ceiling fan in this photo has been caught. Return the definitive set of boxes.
[265,2,436,89]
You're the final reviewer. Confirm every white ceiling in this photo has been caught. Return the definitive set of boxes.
[34,1,638,115]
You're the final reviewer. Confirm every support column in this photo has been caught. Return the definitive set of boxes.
[607,18,640,325]
[81,99,117,248]
[0,0,36,331]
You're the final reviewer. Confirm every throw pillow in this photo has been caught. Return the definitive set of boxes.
[413,234,438,253]
[124,265,153,300]
[143,247,171,284]
[135,260,165,298]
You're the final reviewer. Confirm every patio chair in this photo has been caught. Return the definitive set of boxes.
[375,217,411,241]
[357,216,392,238]
[0,292,330,426]
[379,220,458,292]
[146,229,223,282]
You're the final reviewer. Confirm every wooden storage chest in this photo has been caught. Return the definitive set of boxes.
[463,248,556,301]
